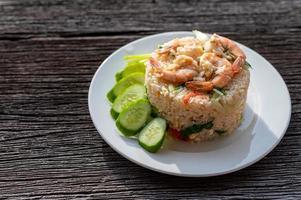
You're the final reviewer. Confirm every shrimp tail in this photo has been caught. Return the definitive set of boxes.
[232,56,245,74]
[216,35,246,60]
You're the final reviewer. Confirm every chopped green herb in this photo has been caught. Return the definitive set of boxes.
[213,88,225,96]
[158,45,163,49]
[174,85,184,93]
[181,121,213,138]
[211,88,226,101]
[223,49,236,61]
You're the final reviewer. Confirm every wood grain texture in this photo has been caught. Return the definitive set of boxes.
[0,0,300,199]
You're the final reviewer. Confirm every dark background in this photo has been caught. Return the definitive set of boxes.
[0,0,300,199]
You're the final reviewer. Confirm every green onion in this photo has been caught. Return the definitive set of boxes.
[124,54,151,62]
[213,88,225,96]
[168,84,184,94]
[173,84,184,93]
[211,88,227,102]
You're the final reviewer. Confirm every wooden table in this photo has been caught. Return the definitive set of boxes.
[1,0,300,199]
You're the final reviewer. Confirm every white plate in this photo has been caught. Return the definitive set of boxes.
[88,32,291,177]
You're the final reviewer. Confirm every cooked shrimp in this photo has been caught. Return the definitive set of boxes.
[157,39,179,55]
[185,81,213,92]
[204,34,246,73]
[159,68,198,84]
[215,35,246,59]
[149,55,198,85]
[176,46,203,59]
[177,37,202,46]
[231,56,245,74]
[215,34,246,74]
[186,53,234,91]
[173,55,198,70]
[157,37,203,60]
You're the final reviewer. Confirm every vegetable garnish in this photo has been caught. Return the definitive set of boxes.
[211,88,226,101]
[108,54,168,153]
[223,48,237,62]
[213,88,225,96]
[116,99,151,136]
[168,84,184,93]
[124,54,151,63]
[181,121,214,138]
[174,85,184,93]
[138,118,167,153]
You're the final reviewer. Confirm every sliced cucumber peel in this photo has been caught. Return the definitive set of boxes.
[107,89,116,103]
[138,118,167,153]
[112,72,145,97]
[112,84,146,113]
[110,108,119,120]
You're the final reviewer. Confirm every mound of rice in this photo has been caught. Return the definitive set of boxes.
[146,56,250,143]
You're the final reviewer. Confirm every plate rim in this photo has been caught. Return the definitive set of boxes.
[88,31,291,177]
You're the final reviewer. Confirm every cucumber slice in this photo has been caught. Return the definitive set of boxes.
[122,62,146,77]
[116,99,151,136]
[115,62,146,81]
[107,89,116,103]
[112,72,145,97]
[116,120,138,136]
[115,71,123,81]
[110,108,119,120]
[112,84,146,113]
[138,118,166,153]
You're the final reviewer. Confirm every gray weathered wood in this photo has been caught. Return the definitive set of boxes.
[0,0,300,199]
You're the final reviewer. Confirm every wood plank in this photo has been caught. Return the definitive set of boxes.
[0,0,300,199]
[0,0,300,38]
[0,35,300,199]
